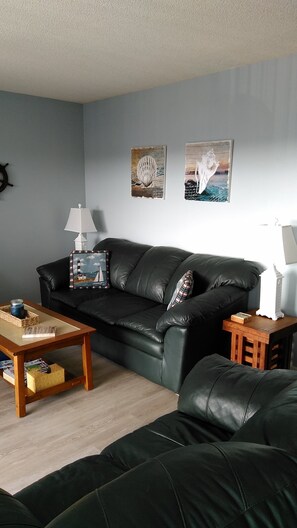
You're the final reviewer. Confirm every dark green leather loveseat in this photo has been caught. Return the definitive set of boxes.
[37,238,260,392]
[3,354,297,527]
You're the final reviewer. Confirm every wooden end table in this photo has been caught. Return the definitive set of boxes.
[223,310,297,369]
[0,300,96,417]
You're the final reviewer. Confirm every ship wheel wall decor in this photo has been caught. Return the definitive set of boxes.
[0,163,13,193]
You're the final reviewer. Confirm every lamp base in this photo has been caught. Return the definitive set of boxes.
[256,308,284,321]
[74,233,87,251]
[256,264,284,321]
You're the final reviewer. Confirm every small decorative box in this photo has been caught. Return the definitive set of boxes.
[0,306,39,327]
[26,364,65,393]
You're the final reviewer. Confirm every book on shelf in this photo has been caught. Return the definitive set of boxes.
[3,368,20,385]
[0,359,14,370]
[2,359,50,386]
[25,359,50,374]
[22,326,56,339]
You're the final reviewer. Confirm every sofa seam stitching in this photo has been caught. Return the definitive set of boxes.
[205,364,236,422]
[157,459,187,528]
[95,488,111,528]
[241,370,270,424]
[223,468,297,527]
[211,443,248,511]
[146,429,186,447]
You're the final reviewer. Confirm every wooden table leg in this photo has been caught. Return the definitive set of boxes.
[14,355,26,418]
[81,334,93,391]
[252,341,266,369]
[230,333,243,364]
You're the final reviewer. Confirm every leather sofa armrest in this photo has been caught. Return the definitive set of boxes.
[156,285,243,333]
[36,257,70,291]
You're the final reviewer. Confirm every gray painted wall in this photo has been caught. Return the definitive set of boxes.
[84,54,297,364]
[0,91,85,302]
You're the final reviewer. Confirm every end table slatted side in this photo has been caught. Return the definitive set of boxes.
[223,311,297,370]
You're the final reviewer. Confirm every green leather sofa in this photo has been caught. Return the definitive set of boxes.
[2,354,297,527]
[37,238,260,391]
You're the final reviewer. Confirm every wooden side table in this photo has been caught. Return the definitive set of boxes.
[223,310,297,369]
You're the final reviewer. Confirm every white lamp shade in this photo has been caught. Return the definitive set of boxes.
[64,204,97,234]
[281,225,297,264]
[258,224,297,269]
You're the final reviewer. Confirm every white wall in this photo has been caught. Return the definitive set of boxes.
[84,54,297,363]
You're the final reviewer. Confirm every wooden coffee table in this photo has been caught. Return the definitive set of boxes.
[0,300,96,417]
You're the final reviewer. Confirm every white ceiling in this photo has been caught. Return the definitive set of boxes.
[1,0,297,104]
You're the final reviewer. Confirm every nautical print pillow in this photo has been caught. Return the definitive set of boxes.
[69,250,110,289]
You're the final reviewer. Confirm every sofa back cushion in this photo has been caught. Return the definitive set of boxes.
[94,240,259,303]
[232,380,297,454]
[94,238,151,291]
[164,254,260,304]
[178,354,297,433]
[125,246,190,303]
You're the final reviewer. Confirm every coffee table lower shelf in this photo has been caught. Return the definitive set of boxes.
[0,369,85,404]
[26,371,85,403]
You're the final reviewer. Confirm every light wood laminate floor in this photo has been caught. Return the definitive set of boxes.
[0,347,177,494]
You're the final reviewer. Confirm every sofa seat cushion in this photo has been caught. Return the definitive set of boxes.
[116,305,166,343]
[102,410,232,471]
[102,325,164,358]
[178,354,297,433]
[47,443,297,528]
[78,291,157,325]
[50,288,107,308]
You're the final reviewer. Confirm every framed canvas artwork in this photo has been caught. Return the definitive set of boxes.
[184,140,233,202]
[131,145,166,199]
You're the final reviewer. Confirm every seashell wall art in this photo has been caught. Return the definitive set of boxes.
[131,145,166,199]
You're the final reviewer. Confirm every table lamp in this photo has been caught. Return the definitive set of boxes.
[256,224,297,320]
[64,203,97,251]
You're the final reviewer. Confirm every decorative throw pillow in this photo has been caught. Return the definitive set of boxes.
[167,270,193,310]
[70,250,110,289]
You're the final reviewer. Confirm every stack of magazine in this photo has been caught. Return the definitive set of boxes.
[22,326,56,338]
[0,358,50,385]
